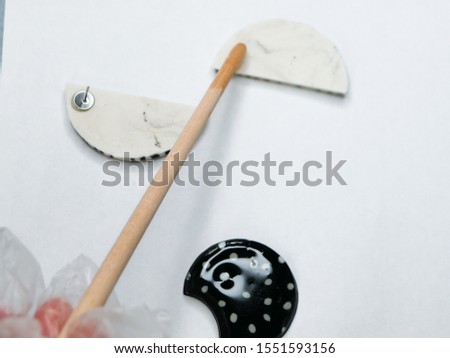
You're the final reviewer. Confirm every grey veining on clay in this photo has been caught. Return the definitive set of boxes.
[65,84,194,161]
[212,20,349,95]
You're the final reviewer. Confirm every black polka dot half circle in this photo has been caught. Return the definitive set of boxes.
[183,239,298,338]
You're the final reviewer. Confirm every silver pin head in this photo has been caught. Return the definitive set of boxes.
[72,86,95,111]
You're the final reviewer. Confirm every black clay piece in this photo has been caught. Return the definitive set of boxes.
[183,239,298,338]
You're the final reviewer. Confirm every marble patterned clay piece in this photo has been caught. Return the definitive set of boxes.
[184,239,298,338]
[212,20,349,95]
[65,84,195,161]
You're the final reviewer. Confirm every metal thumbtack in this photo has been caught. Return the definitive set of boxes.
[72,86,95,111]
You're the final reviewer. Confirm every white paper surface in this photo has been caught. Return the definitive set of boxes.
[1,0,450,337]
[0,0,4,66]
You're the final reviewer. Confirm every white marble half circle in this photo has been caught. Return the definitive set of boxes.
[66,84,194,161]
[212,20,349,95]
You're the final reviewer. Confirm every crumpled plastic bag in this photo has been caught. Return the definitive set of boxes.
[38,255,118,308]
[34,255,121,337]
[0,228,45,318]
[0,228,170,337]
[0,317,42,338]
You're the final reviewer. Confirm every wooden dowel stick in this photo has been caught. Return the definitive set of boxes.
[59,43,246,337]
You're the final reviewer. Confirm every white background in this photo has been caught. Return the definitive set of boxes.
[0,0,449,337]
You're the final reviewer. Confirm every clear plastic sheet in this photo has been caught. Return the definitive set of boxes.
[0,228,170,337]
[0,228,45,318]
